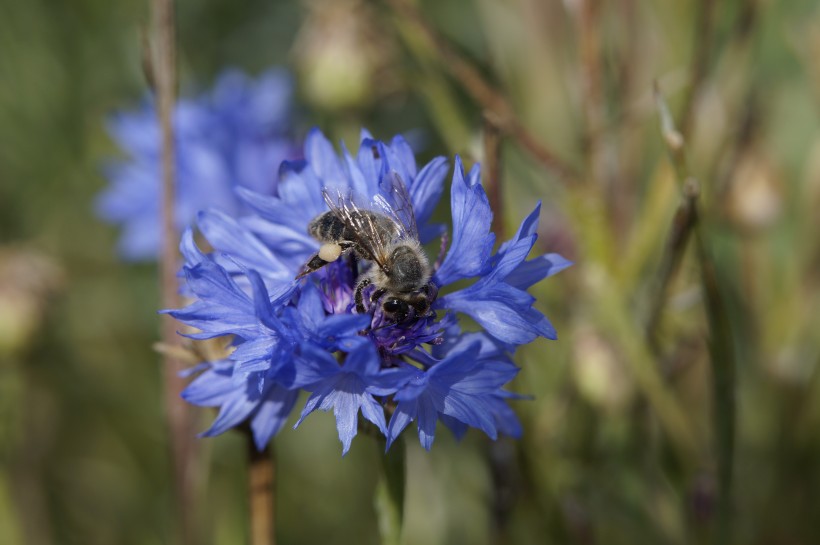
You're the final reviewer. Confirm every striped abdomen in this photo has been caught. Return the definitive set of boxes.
[307,210,398,244]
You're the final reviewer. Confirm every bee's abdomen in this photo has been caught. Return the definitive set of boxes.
[308,212,348,242]
[308,210,396,243]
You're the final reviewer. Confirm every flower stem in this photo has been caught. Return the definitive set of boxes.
[647,83,700,354]
[375,436,405,545]
[697,234,735,545]
[486,438,518,545]
[482,115,504,237]
[149,0,198,542]
[247,434,276,545]
[576,0,605,186]
[655,82,736,545]
[677,0,716,140]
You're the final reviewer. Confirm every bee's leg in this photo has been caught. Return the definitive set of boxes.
[370,288,386,302]
[404,282,438,317]
[296,241,356,279]
[296,254,331,279]
[354,277,371,313]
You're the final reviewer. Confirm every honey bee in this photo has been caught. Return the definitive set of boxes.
[296,172,436,323]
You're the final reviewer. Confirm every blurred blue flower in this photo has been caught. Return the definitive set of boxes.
[96,68,298,260]
[168,128,571,454]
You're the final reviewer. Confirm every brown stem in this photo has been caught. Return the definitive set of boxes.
[482,114,504,236]
[248,435,276,545]
[150,0,197,543]
[611,0,641,236]
[577,0,605,182]
[386,0,578,183]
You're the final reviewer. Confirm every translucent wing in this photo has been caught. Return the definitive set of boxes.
[321,188,396,267]
[373,170,420,241]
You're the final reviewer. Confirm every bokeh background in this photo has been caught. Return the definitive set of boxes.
[3,0,820,543]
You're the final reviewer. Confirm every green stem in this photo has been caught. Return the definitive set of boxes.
[697,232,735,545]
[374,436,406,545]
[655,82,735,545]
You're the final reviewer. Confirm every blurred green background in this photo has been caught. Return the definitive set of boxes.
[3,0,820,543]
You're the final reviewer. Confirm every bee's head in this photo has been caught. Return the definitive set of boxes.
[382,297,410,323]
[381,282,437,324]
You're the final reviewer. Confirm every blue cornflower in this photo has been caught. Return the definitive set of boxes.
[169,128,570,453]
[96,68,298,260]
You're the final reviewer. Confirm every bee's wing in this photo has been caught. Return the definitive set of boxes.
[373,170,420,242]
[321,188,393,267]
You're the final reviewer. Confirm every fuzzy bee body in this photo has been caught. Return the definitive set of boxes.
[307,210,399,257]
[297,174,436,323]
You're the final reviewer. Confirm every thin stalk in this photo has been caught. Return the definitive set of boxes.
[655,83,736,545]
[697,233,735,545]
[482,114,503,236]
[576,0,605,186]
[375,436,405,545]
[247,434,276,545]
[591,283,699,459]
[391,17,473,153]
[795,313,820,441]
[611,0,642,235]
[481,118,515,545]
[150,0,197,543]
[646,83,699,353]
[645,177,700,354]
[385,0,578,183]
[678,0,716,140]
[486,438,518,545]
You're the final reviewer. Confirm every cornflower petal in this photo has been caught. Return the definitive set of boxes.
[181,361,236,406]
[204,389,263,438]
[407,156,448,230]
[97,68,298,261]
[342,144,373,198]
[164,127,567,452]
[388,135,418,177]
[197,210,291,280]
[434,157,495,285]
[249,385,300,450]
[294,344,389,454]
[440,283,555,345]
[504,253,574,291]
[437,203,568,345]
[305,128,346,185]
[387,341,513,450]
[492,201,573,290]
